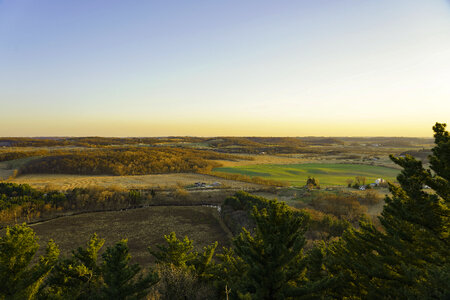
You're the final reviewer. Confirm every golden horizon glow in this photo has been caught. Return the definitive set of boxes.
[1,1,449,137]
[0,115,440,137]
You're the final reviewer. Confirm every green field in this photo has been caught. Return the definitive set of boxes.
[214,163,400,186]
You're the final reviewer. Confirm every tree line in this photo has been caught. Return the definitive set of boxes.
[0,136,344,155]
[0,184,148,226]
[0,150,49,163]
[0,136,306,148]
[0,137,204,148]
[14,147,237,176]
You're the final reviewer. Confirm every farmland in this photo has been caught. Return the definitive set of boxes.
[31,206,231,267]
[11,173,262,190]
[0,136,431,213]
[214,163,400,186]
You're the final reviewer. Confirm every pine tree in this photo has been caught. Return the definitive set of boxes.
[231,199,310,299]
[327,123,450,298]
[0,224,59,300]
[100,239,158,300]
[149,232,196,268]
[149,233,219,299]
[149,232,218,279]
[190,241,218,281]
[39,233,105,299]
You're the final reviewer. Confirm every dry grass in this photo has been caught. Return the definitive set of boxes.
[30,206,231,267]
[11,173,262,190]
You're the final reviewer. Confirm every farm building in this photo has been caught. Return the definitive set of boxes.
[375,178,386,185]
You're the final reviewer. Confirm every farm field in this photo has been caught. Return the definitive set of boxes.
[11,173,263,190]
[213,154,307,167]
[214,163,400,186]
[30,206,231,267]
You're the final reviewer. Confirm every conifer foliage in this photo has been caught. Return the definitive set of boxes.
[101,240,158,300]
[148,232,218,299]
[0,224,59,300]
[230,199,310,299]
[39,235,158,299]
[327,123,450,298]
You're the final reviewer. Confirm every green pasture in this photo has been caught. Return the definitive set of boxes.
[214,163,399,186]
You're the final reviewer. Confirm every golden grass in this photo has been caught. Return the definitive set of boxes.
[11,173,262,190]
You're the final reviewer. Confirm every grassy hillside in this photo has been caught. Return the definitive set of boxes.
[214,163,399,186]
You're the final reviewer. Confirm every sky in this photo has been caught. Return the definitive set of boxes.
[0,0,449,137]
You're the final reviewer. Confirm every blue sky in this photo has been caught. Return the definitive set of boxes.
[1,0,449,136]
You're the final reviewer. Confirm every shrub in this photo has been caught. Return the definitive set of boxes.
[310,193,367,223]
[306,176,320,189]
[150,264,216,300]
[358,190,383,206]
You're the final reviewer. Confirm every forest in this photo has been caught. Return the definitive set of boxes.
[10,148,238,176]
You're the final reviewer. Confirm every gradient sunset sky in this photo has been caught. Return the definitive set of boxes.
[1,0,449,137]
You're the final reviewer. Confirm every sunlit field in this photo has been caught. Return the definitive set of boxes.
[214,163,399,186]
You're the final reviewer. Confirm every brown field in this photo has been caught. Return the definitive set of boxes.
[11,173,263,190]
[30,206,231,267]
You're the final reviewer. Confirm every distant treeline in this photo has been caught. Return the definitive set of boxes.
[0,136,344,153]
[0,136,432,148]
[0,136,263,148]
[0,136,317,155]
[10,148,237,176]
[0,150,51,162]
[339,136,434,147]
[0,136,309,148]
[0,182,149,226]
[0,137,203,147]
